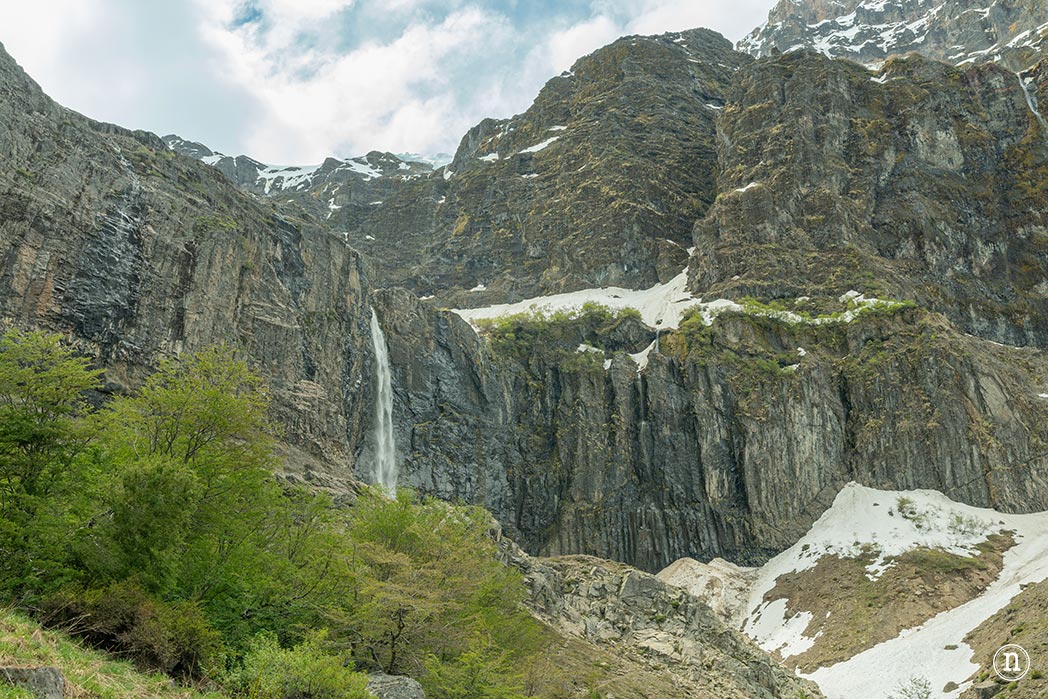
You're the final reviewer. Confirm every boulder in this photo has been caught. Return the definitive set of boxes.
[0,667,65,699]
[366,672,425,699]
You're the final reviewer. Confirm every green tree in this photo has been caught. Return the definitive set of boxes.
[334,489,546,691]
[88,346,345,648]
[229,631,370,699]
[0,328,100,508]
[0,329,102,592]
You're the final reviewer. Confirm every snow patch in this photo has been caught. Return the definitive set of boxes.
[736,483,1048,699]
[453,266,699,331]
[255,164,321,194]
[518,136,560,154]
[628,340,657,372]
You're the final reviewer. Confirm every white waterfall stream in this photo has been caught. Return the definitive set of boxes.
[1019,71,1048,134]
[369,308,398,493]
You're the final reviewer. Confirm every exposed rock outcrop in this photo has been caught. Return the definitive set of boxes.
[366,672,426,699]
[0,41,377,486]
[0,667,65,699]
[375,286,1048,571]
[691,50,1048,347]
[498,537,822,698]
[739,0,1048,72]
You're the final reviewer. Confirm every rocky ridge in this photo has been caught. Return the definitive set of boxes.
[739,0,1048,72]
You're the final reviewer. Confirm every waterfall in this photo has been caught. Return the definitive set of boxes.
[1019,72,1048,135]
[369,308,398,493]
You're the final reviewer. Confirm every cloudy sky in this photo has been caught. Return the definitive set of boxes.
[0,1,774,164]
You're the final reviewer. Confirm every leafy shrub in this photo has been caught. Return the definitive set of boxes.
[475,303,645,363]
[41,581,224,678]
[422,642,527,699]
[335,489,549,689]
[228,631,369,699]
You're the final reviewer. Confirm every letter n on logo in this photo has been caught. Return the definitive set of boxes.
[1003,652,1022,673]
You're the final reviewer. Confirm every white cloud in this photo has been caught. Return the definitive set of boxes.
[198,5,513,161]
[545,15,622,74]
[626,0,775,41]
[263,0,354,21]
[0,1,109,100]
[0,0,778,163]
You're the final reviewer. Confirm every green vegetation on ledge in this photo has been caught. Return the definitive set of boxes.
[475,303,647,367]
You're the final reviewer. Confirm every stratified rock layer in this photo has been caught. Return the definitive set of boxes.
[375,288,1048,571]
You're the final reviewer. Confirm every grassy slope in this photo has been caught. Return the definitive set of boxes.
[0,609,223,699]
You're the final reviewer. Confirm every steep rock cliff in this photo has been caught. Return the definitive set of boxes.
[375,286,1048,572]
[739,0,1048,71]
[0,42,375,485]
[691,49,1048,347]
[169,29,751,308]
[358,36,1048,572]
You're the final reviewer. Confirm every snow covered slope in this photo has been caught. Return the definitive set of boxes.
[723,483,1048,699]
[740,0,1048,71]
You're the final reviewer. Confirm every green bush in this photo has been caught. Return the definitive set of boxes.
[41,581,225,678]
[422,642,527,699]
[0,330,567,697]
[334,488,549,689]
[228,632,369,699]
[476,302,644,363]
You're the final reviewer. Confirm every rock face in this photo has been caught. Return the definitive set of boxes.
[499,537,822,698]
[0,667,65,699]
[378,286,1048,571]
[0,41,379,486]
[692,50,1048,347]
[739,0,1048,71]
[359,29,1048,574]
[172,29,751,307]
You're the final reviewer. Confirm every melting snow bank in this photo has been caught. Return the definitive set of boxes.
[453,272,910,336]
[733,483,1048,699]
[453,268,699,330]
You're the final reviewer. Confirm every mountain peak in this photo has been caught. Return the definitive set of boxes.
[739,0,1048,71]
